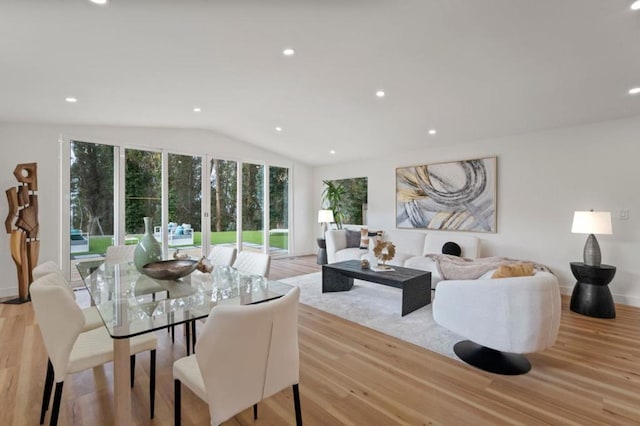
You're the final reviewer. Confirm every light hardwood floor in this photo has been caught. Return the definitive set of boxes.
[1,255,640,425]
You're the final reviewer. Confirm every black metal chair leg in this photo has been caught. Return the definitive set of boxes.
[185,323,191,356]
[253,403,258,420]
[191,320,196,354]
[150,350,156,419]
[40,359,54,424]
[50,381,64,426]
[174,379,181,426]
[130,354,136,388]
[171,325,175,343]
[293,383,303,426]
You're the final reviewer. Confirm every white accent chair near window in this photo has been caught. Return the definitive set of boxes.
[173,287,302,425]
[433,271,561,375]
[31,272,158,425]
[207,245,237,267]
[32,261,103,332]
[232,251,271,278]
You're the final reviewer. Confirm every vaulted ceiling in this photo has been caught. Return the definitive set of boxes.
[2,0,639,165]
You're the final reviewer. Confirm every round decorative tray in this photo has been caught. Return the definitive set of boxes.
[141,259,198,280]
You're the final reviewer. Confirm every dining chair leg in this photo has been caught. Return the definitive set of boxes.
[40,358,54,424]
[191,320,197,353]
[253,403,258,420]
[50,381,64,426]
[174,379,181,426]
[150,349,156,419]
[185,323,191,356]
[293,383,303,426]
[130,354,136,388]
[171,325,175,343]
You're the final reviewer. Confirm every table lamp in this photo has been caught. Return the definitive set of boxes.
[571,210,612,266]
[318,209,334,235]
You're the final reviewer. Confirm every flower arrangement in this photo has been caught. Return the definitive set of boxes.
[373,240,396,266]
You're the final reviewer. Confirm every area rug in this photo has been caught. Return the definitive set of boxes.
[279,272,463,360]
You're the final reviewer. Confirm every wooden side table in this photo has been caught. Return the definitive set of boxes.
[569,262,616,318]
[316,238,327,265]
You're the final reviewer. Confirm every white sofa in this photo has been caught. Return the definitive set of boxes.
[325,229,480,287]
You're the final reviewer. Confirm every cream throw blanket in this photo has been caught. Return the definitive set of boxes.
[424,254,551,280]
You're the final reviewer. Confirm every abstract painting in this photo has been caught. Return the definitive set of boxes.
[396,157,497,232]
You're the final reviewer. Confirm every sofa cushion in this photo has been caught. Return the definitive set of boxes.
[423,233,480,258]
[335,247,368,263]
[442,241,462,256]
[384,230,426,257]
[345,229,361,248]
[387,252,414,267]
[403,256,443,287]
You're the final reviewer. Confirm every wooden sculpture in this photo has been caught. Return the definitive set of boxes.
[5,163,39,303]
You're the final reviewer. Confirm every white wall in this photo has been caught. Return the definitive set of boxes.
[314,116,640,307]
[0,122,315,298]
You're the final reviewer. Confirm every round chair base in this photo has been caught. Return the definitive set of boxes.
[454,340,531,375]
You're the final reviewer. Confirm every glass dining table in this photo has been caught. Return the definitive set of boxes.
[77,259,292,426]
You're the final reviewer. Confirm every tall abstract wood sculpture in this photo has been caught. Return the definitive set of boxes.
[5,163,39,303]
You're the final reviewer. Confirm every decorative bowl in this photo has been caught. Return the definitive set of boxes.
[141,259,198,280]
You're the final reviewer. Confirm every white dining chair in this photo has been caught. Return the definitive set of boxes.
[207,245,237,267]
[31,272,158,425]
[232,251,271,278]
[173,286,302,426]
[105,244,137,263]
[32,261,103,332]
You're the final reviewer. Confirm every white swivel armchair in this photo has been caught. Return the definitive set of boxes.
[173,287,302,426]
[232,251,271,278]
[433,271,561,375]
[31,272,158,425]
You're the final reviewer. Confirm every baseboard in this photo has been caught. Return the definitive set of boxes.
[0,288,18,299]
[559,285,640,308]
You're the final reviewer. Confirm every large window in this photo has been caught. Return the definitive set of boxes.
[210,159,238,247]
[69,141,115,256]
[125,148,162,236]
[168,153,202,251]
[66,141,292,278]
[241,163,264,251]
[269,166,289,254]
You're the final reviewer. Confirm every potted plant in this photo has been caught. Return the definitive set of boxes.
[322,180,345,229]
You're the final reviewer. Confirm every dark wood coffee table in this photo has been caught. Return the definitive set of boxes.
[322,260,431,316]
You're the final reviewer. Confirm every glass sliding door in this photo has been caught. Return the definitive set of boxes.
[241,162,264,252]
[125,148,162,243]
[69,140,115,258]
[167,153,202,256]
[210,159,238,250]
[268,166,289,255]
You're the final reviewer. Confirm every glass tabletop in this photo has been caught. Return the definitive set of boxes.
[77,259,292,339]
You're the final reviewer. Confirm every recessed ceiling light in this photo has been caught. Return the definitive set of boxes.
[375,90,385,98]
[629,87,640,95]
[65,97,77,103]
[283,48,295,56]
[275,126,282,132]
[193,107,201,112]
[90,0,108,5]
[428,129,437,135]
[631,1,640,11]
[329,150,336,155]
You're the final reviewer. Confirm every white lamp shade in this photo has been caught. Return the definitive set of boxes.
[318,209,334,223]
[571,211,612,235]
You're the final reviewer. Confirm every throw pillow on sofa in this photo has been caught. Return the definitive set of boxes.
[492,263,535,279]
[442,241,462,257]
[345,229,361,248]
